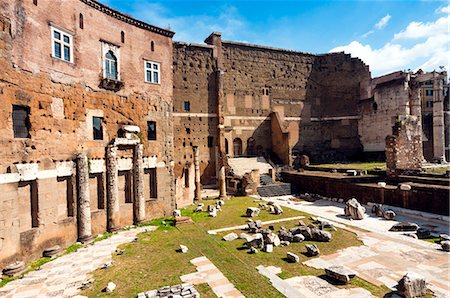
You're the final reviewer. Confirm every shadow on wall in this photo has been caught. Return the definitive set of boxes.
[294,55,367,164]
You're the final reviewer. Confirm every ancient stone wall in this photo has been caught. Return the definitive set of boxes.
[0,1,175,267]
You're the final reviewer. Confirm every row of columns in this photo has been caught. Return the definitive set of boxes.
[76,144,146,242]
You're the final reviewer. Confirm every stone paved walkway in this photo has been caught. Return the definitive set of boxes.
[264,197,450,297]
[181,256,244,298]
[0,226,155,298]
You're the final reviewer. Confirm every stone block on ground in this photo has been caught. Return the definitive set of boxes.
[2,261,27,277]
[209,208,217,217]
[396,273,427,298]
[416,228,431,239]
[103,282,116,293]
[389,222,419,232]
[249,247,258,254]
[441,241,450,252]
[292,234,305,242]
[179,245,189,253]
[439,234,450,242]
[325,266,356,284]
[383,210,396,220]
[311,228,332,242]
[265,244,273,253]
[273,205,283,215]
[223,232,238,241]
[175,216,193,225]
[42,245,62,258]
[287,252,300,263]
[246,207,260,217]
[278,230,294,242]
[344,198,366,220]
[173,210,182,217]
[305,244,320,256]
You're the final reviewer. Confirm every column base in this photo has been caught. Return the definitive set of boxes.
[107,226,121,233]
[77,234,94,244]
[219,194,229,200]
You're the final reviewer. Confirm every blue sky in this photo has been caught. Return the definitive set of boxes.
[101,0,449,76]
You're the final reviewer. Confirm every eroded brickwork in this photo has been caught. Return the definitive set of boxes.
[0,1,175,267]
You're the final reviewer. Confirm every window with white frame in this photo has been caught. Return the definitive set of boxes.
[105,50,118,80]
[51,26,73,62]
[144,61,160,84]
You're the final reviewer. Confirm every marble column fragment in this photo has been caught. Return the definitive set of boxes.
[106,145,120,231]
[76,153,92,242]
[133,144,145,224]
[193,146,201,201]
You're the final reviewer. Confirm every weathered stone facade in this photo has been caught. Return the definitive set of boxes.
[173,33,371,201]
[359,70,448,162]
[0,0,175,267]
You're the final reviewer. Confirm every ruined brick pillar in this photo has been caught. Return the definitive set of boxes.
[206,32,227,199]
[76,153,92,243]
[193,146,202,201]
[433,78,446,162]
[106,145,120,231]
[133,144,145,224]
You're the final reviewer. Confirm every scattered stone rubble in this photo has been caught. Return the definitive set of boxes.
[103,281,116,293]
[371,204,396,220]
[246,207,260,217]
[389,222,419,232]
[396,273,427,298]
[344,198,366,220]
[137,283,199,298]
[441,241,450,252]
[305,244,320,256]
[223,232,238,241]
[287,252,300,263]
[179,245,189,253]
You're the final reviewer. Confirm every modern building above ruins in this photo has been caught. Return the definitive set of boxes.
[0,0,448,267]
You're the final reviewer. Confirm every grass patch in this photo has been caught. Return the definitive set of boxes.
[65,243,84,254]
[421,237,440,244]
[81,197,389,297]
[93,232,114,243]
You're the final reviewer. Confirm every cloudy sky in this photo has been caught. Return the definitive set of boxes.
[102,0,449,77]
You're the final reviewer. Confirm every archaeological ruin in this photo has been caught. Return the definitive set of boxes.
[0,0,448,269]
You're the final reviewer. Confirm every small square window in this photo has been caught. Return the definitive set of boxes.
[144,61,160,84]
[12,105,30,138]
[51,26,73,62]
[426,101,433,108]
[93,116,103,140]
[184,101,190,111]
[425,89,433,96]
[148,121,156,140]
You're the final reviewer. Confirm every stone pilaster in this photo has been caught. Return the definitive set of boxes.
[433,78,446,162]
[193,146,201,201]
[106,145,120,231]
[133,144,145,224]
[76,153,92,243]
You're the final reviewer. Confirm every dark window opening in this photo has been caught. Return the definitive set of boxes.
[148,168,157,199]
[96,174,105,209]
[12,105,30,138]
[184,101,190,111]
[79,13,84,29]
[184,168,190,187]
[147,121,156,140]
[225,138,229,154]
[93,116,103,140]
[186,128,191,134]
[208,136,214,148]
[425,89,433,96]
[151,41,155,51]
[33,0,38,5]
[124,171,132,203]
[233,138,243,156]
[121,31,125,43]
[372,101,378,111]
[426,100,433,108]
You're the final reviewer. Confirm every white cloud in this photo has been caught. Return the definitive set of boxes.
[331,14,450,76]
[437,4,450,14]
[394,16,449,40]
[361,30,375,38]
[128,3,246,43]
[375,14,391,29]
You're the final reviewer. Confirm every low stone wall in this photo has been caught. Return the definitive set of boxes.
[281,172,449,216]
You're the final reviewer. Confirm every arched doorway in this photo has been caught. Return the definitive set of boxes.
[225,138,229,155]
[233,138,242,157]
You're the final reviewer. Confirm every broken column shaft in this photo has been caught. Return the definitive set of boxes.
[193,146,201,201]
[133,144,145,224]
[76,153,92,242]
[106,145,120,231]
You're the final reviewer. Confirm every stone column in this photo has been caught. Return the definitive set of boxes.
[133,144,145,224]
[219,166,227,199]
[193,146,202,201]
[76,153,92,243]
[433,78,446,162]
[106,145,120,231]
